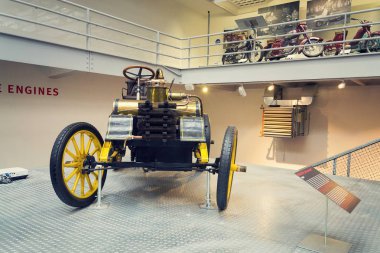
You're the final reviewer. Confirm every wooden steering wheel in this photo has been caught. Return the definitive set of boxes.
[122,66,155,81]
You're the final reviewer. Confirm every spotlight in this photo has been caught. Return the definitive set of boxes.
[338,81,346,89]
[202,86,209,93]
[267,84,275,91]
[238,85,247,97]
[184,83,194,91]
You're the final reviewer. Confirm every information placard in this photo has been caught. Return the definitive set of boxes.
[296,167,360,213]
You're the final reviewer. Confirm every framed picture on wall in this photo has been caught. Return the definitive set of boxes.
[306,0,352,29]
[257,1,300,36]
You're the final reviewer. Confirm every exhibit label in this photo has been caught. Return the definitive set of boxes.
[295,167,361,213]
[0,83,59,96]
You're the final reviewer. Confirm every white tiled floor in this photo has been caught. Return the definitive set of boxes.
[0,165,379,253]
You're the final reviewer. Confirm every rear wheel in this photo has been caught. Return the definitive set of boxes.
[248,44,263,62]
[217,126,238,211]
[367,34,380,52]
[323,45,338,57]
[50,122,107,207]
[303,39,324,57]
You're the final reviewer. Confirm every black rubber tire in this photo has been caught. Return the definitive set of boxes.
[323,47,338,57]
[367,34,380,52]
[50,122,107,207]
[302,39,324,57]
[216,126,238,211]
[248,44,264,62]
[203,114,211,157]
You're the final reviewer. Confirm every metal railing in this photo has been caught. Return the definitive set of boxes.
[307,139,380,181]
[0,0,380,69]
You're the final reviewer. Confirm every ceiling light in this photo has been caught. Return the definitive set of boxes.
[202,87,209,93]
[267,84,275,91]
[338,81,346,89]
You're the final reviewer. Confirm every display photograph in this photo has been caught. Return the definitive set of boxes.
[257,1,300,35]
[0,0,379,252]
[307,0,352,28]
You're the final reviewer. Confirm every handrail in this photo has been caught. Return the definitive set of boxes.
[185,20,380,50]
[0,12,182,60]
[57,0,182,40]
[183,6,380,40]
[1,0,380,68]
[301,138,380,179]
[8,0,183,50]
[182,36,379,60]
[306,139,380,169]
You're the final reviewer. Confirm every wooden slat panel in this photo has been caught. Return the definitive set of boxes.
[262,107,295,138]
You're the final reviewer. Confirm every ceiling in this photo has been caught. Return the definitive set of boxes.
[227,0,266,8]
[175,0,269,16]
[211,0,268,15]
[174,0,229,16]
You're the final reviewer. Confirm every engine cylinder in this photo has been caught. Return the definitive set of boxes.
[146,87,168,103]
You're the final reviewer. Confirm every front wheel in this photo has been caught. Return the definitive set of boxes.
[248,44,263,62]
[217,126,238,211]
[50,122,107,207]
[302,39,324,57]
[367,34,380,52]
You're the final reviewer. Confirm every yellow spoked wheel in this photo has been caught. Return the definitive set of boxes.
[50,122,107,207]
[216,126,238,211]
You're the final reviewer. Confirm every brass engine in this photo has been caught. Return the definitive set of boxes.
[102,67,209,166]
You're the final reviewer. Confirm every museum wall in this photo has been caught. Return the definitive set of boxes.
[0,61,123,169]
[200,84,380,169]
[1,60,379,170]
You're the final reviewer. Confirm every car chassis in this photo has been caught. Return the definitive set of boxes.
[50,66,245,211]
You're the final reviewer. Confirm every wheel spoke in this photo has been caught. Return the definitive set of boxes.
[71,136,81,156]
[91,172,98,181]
[64,161,80,168]
[65,148,77,160]
[90,148,99,156]
[85,174,94,191]
[65,168,79,183]
[80,175,85,196]
[85,138,93,155]
[80,133,85,155]
[71,173,80,193]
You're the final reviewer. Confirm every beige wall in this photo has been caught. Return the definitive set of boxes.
[200,84,380,169]
[1,61,379,170]
[0,61,123,168]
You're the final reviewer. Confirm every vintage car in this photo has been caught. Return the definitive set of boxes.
[50,66,245,211]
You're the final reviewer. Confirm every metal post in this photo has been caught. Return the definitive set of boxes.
[97,170,102,207]
[346,153,352,177]
[324,196,328,247]
[207,11,210,66]
[136,78,141,101]
[188,39,191,68]
[200,171,216,210]
[156,31,160,65]
[86,8,90,50]
[253,28,257,62]
[90,169,109,209]
[332,158,337,175]
[343,13,347,55]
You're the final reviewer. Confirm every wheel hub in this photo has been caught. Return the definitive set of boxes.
[82,155,96,174]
